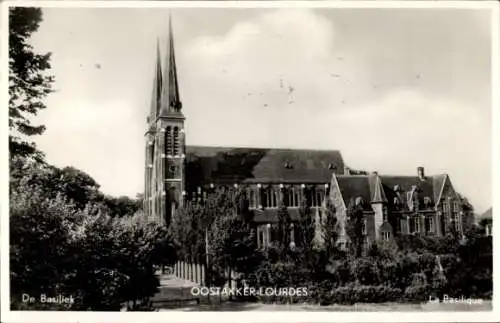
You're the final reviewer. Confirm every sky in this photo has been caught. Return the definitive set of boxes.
[28,6,492,213]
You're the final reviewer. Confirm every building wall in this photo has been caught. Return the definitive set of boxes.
[370,203,384,240]
[437,175,463,237]
[327,175,349,248]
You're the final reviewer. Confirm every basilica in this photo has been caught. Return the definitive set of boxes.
[144,18,467,251]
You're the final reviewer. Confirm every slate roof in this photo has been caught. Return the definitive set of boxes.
[480,207,492,219]
[334,173,448,209]
[335,176,372,207]
[185,146,345,187]
[380,175,440,206]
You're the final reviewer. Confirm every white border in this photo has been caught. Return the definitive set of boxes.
[1,1,498,323]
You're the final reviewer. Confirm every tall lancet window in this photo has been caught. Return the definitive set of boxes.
[173,127,179,156]
[166,127,172,155]
[149,140,155,164]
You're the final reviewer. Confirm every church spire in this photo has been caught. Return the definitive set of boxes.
[159,14,182,117]
[149,38,162,121]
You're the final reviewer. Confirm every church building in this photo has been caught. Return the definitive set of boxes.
[144,18,468,251]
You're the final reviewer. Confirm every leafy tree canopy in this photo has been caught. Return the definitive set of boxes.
[9,7,54,161]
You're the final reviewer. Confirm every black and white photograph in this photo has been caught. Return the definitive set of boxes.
[1,0,497,321]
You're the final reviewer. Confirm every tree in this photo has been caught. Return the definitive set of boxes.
[346,200,365,258]
[9,7,54,161]
[323,200,338,256]
[276,202,291,252]
[169,200,206,261]
[10,158,106,212]
[104,195,143,218]
[297,197,315,250]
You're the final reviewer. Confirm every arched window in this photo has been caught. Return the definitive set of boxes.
[173,127,179,156]
[149,139,155,164]
[427,216,435,233]
[285,187,292,207]
[263,188,270,208]
[414,216,420,233]
[165,127,172,155]
[272,189,278,207]
[443,201,449,213]
[362,219,367,234]
[294,188,299,207]
[310,188,316,207]
[316,190,323,207]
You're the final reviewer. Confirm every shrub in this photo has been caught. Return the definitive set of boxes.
[403,284,431,303]
[10,165,175,310]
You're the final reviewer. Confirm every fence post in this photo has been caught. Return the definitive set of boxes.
[196,263,201,284]
[201,263,206,286]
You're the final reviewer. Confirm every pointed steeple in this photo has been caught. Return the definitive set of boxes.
[371,174,388,203]
[159,13,182,117]
[149,39,162,121]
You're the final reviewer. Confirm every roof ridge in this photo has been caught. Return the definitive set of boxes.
[380,174,445,178]
[186,144,342,152]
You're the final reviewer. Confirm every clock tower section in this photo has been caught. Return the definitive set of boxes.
[144,16,185,225]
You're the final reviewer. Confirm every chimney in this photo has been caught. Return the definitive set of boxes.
[417,167,425,180]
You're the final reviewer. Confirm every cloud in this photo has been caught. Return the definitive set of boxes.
[31,8,491,213]
[178,9,491,212]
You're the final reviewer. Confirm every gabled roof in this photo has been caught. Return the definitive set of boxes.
[432,174,447,203]
[481,207,492,219]
[185,145,345,186]
[332,173,449,210]
[380,175,438,205]
[370,175,388,203]
[335,175,372,207]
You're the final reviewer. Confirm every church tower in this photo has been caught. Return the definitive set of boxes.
[144,16,185,225]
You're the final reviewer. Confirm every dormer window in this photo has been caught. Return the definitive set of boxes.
[424,197,431,207]
[284,162,293,169]
[393,185,401,192]
[328,163,336,170]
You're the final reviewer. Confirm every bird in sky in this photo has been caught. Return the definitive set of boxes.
[95,63,101,70]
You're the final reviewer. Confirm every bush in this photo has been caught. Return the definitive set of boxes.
[10,164,175,310]
[403,284,431,303]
